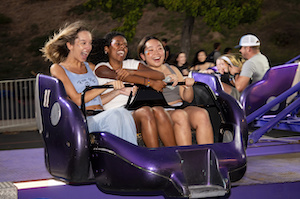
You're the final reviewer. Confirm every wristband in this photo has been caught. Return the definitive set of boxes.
[146,78,150,87]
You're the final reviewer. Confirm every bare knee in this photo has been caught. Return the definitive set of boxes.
[133,106,154,120]
[171,109,189,125]
[152,106,169,120]
[132,106,156,131]
[186,106,209,120]
[183,107,211,130]
[195,108,210,121]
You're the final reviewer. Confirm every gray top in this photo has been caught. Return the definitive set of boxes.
[240,53,270,83]
[163,64,181,104]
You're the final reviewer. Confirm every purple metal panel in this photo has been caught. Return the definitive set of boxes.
[35,74,92,183]
[191,72,223,94]
[246,81,300,124]
[90,133,239,197]
[240,63,299,116]
[248,96,300,144]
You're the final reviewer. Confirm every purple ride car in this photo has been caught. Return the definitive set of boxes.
[35,73,248,198]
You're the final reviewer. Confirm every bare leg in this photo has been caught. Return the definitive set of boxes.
[169,109,192,146]
[152,106,176,146]
[184,106,214,144]
[132,106,159,148]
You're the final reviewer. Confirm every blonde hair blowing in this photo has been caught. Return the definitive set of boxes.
[41,21,90,64]
[222,53,245,68]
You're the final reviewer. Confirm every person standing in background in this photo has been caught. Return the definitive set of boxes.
[223,47,232,54]
[206,42,221,64]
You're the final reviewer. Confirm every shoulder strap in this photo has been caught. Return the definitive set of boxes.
[164,63,176,74]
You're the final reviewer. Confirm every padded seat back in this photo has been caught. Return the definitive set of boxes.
[35,74,93,183]
[190,72,244,143]
[240,63,299,116]
[191,72,224,95]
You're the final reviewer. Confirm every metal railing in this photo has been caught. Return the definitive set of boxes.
[0,78,37,132]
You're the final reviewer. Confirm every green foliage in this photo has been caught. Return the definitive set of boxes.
[112,8,143,40]
[84,0,262,40]
[84,0,149,40]
[157,0,262,31]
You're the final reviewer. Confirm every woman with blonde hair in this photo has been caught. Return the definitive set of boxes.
[41,21,137,145]
[217,53,245,99]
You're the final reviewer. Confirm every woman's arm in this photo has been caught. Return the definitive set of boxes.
[95,64,166,92]
[100,89,121,105]
[95,63,164,80]
[50,64,106,106]
[181,78,195,103]
[99,80,132,105]
[133,63,165,80]
[171,66,194,103]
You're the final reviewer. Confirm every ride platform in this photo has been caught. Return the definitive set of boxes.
[1,130,300,199]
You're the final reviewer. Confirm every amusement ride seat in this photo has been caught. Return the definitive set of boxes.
[35,73,248,198]
[240,62,300,116]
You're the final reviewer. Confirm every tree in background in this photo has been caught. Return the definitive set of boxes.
[85,0,262,58]
[84,0,147,40]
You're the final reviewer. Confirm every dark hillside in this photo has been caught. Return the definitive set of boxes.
[0,0,299,80]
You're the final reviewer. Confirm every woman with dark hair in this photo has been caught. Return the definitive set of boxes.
[41,21,137,145]
[190,49,214,71]
[93,32,177,148]
[174,52,190,76]
[137,36,214,146]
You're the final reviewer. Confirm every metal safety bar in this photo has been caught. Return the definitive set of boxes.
[247,81,300,144]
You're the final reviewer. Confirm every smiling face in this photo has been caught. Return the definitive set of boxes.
[216,59,229,74]
[105,35,128,64]
[68,30,92,62]
[140,39,165,68]
[176,53,187,66]
[197,51,207,62]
